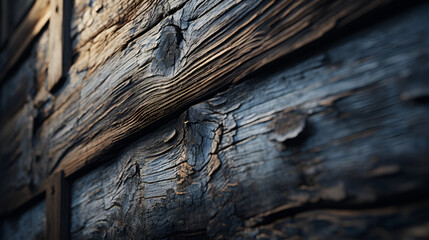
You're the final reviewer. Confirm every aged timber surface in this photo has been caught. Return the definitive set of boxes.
[70,5,429,239]
[34,0,396,184]
[0,0,405,214]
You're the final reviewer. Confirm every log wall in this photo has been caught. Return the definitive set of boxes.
[0,0,428,239]
[69,4,429,239]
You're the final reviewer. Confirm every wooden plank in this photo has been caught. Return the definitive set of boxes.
[0,0,50,83]
[0,0,408,216]
[53,0,394,178]
[241,204,429,239]
[69,4,429,237]
[0,0,9,47]
[47,0,71,91]
[46,171,70,240]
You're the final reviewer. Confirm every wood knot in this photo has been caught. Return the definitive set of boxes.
[269,110,308,143]
[152,25,183,77]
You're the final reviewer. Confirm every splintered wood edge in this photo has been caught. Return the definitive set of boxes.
[0,0,50,84]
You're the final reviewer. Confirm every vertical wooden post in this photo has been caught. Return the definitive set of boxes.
[0,0,9,46]
[48,0,71,91]
[46,171,70,240]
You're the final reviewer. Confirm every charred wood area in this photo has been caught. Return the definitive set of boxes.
[0,0,428,239]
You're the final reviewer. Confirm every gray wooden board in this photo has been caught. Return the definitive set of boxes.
[31,0,395,184]
[69,4,429,239]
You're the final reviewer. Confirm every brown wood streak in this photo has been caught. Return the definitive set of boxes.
[46,171,70,240]
[0,0,50,83]
[48,0,71,91]
[56,0,392,177]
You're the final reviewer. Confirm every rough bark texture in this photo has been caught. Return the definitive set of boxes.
[68,5,429,239]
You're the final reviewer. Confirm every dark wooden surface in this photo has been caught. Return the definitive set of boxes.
[53,0,395,179]
[46,171,70,240]
[69,4,429,239]
[36,0,395,181]
[0,0,9,47]
[0,0,36,47]
[0,0,428,239]
[0,0,401,217]
[0,200,46,240]
[0,0,50,83]
[0,27,50,217]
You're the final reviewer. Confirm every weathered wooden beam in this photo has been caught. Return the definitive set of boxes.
[0,0,9,47]
[55,0,394,178]
[0,0,403,216]
[69,4,429,237]
[0,0,50,84]
[48,0,71,91]
[46,171,70,240]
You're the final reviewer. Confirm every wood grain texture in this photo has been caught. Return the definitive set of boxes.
[42,0,394,182]
[69,5,429,239]
[0,0,50,83]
